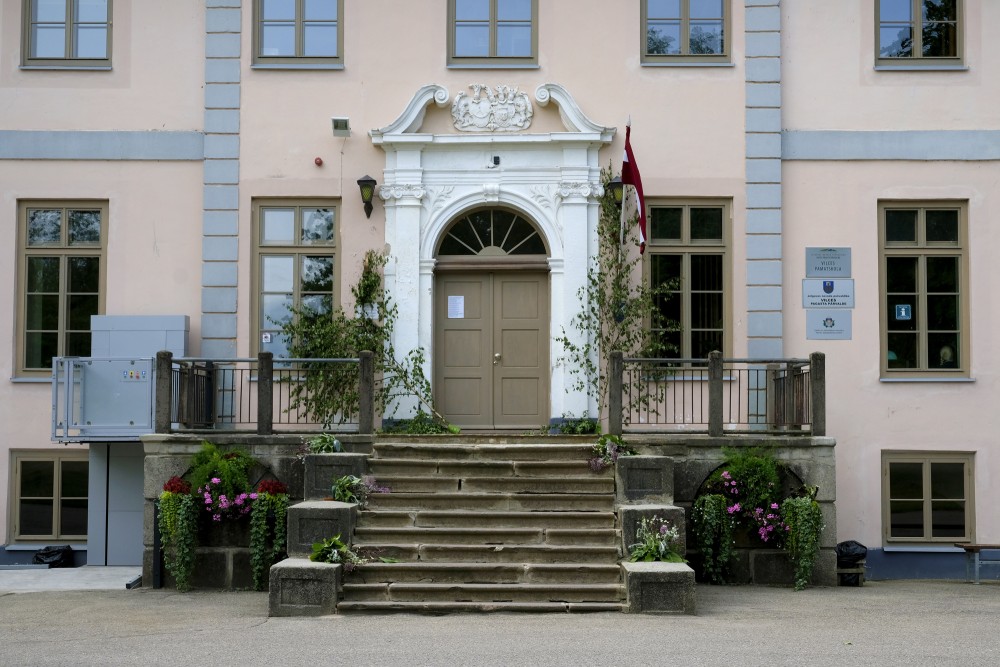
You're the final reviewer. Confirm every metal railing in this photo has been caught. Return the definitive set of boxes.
[155,351,375,435]
[609,351,825,436]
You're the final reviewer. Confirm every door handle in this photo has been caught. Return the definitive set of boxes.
[493,352,502,365]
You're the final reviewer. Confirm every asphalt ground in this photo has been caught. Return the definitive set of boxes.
[1,575,998,666]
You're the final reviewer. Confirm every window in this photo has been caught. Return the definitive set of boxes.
[882,451,973,543]
[253,0,343,67]
[879,202,967,377]
[647,201,729,359]
[252,200,338,357]
[877,0,962,67]
[17,201,106,377]
[22,0,112,68]
[642,0,730,64]
[448,0,537,67]
[11,451,88,542]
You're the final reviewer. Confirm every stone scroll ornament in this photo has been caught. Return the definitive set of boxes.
[451,84,533,132]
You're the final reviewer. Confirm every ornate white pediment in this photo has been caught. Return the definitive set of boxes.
[452,84,533,132]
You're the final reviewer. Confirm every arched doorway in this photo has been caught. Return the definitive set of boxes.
[433,208,550,429]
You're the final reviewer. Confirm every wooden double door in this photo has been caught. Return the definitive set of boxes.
[434,271,549,429]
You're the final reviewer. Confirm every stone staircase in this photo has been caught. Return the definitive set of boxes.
[338,437,625,612]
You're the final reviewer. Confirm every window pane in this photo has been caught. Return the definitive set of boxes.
[885,210,916,243]
[61,460,89,496]
[27,257,60,292]
[27,295,60,329]
[262,209,295,243]
[691,293,722,329]
[304,23,338,56]
[28,210,63,245]
[262,294,293,327]
[880,0,912,21]
[690,254,722,290]
[263,256,294,291]
[691,330,722,359]
[690,22,723,54]
[647,22,680,55]
[889,500,924,538]
[77,0,108,22]
[68,211,101,245]
[925,210,958,243]
[930,462,964,499]
[301,208,335,244]
[21,461,55,497]
[456,0,489,20]
[931,500,964,538]
[25,332,59,369]
[262,0,295,20]
[690,0,723,19]
[498,0,532,20]
[301,294,333,316]
[690,208,723,241]
[929,334,958,368]
[647,0,680,18]
[60,499,88,535]
[886,296,917,332]
[923,0,956,21]
[262,331,290,358]
[304,0,338,20]
[889,462,923,498]
[922,23,956,57]
[74,25,107,58]
[455,24,490,56]
[69,257,100,292]
[31,25,66,58]
[67,332,91,357]
[497,24,531,57]
[68,295,98,329]
[261,23,295,56]
[886,256,917,293]
[301,256,333,292]
[650,208,682,241]
[887,332,917,368]
[20,500,54,536]
[880,26,913,58]
[926,295,957,330]
[926,256,957,292]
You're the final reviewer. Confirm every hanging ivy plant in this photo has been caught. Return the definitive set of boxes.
[158,476,198,592]
[691,493,735,585]
[249,479,289,591]
[782,488,824,591]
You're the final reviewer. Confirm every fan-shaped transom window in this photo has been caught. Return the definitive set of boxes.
[438,209,547,257]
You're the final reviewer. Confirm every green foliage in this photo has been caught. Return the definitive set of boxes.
[281,249,454,430]
[158,491,198,592]
[249,491,289,591]
[556,415,600,435]
[331,475,364,504]
[555,165,678,424]
[186,441,257,500]
[306,433,343,453]
[627,515,686,563]
[692,493,735,585]
[309,534,367,572]
[380,410,459,435]
[588,433,635,472]
[782,490,824,591]
[712,446,782,516]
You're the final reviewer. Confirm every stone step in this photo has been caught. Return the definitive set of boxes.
[374,475,613,495]
[373,442,594,462]
[353,526,618,547]
[348,562,622,585]
[369,458,607,478]
[358,510,617,530]
[349,543,619,564]
[366,492,614,512]
[337,600,626,614]
[341,582,625,604]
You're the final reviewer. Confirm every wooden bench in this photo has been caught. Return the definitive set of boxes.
[954,544,1000,584]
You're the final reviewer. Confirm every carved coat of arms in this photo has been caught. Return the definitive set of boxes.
[451,84,533,132]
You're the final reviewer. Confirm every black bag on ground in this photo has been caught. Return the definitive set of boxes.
[836,540,867,586]
[32,545,74,568]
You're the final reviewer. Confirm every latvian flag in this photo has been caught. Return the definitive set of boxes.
[621,124,647,254]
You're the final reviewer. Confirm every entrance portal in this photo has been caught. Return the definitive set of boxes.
[433,209,549,429]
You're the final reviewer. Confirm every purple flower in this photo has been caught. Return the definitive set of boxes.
[771,503,779,510]
[249,493,258,500]
[721,471,732,480]
[211,477,221,484]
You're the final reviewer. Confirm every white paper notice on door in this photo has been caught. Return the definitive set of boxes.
[448,295,464,319]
